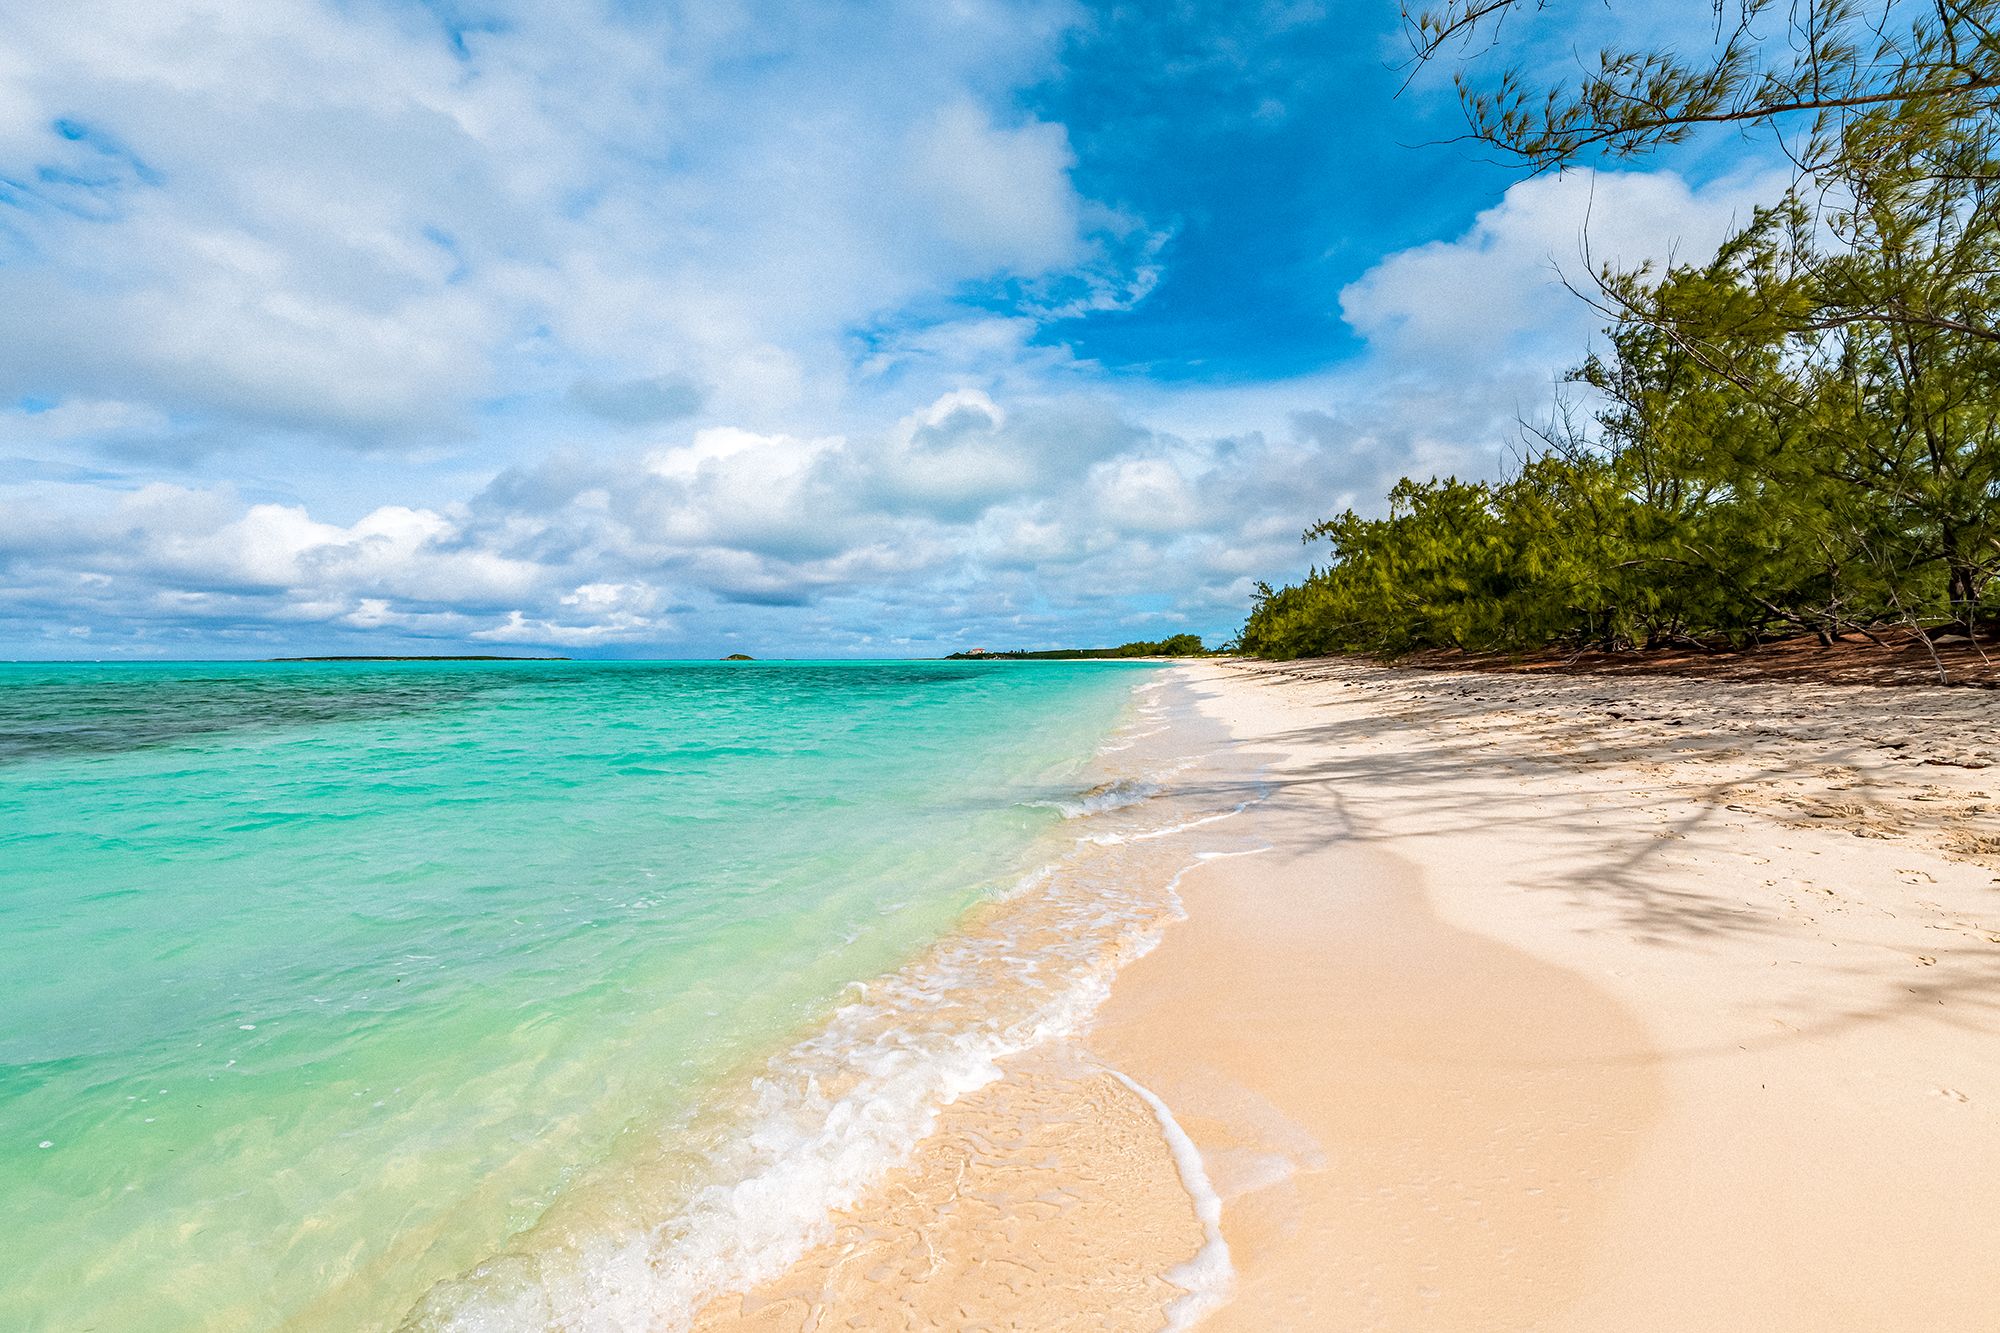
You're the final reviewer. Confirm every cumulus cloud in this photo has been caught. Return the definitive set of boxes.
[0,383,1339,653]
[0,0,1109,445]
[0,2,1802,657]
[0,160,1795,657]
[906,100,1082,273]
[1339,166,1794,364]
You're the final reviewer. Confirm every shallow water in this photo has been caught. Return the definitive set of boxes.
[0,659,1155,1331]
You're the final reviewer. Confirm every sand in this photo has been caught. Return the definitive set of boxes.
[696,658,2000,1330]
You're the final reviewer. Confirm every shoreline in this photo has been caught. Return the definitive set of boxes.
[403,668,1221,1332]
[686,672,1234,1331]
[1088,819,1658,1329]
[693,657,2000,1330]
[372,666,1177,1332]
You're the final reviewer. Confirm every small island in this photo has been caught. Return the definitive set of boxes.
[721,654,755,661]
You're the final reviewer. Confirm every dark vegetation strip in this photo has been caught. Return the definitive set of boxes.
[1244,0,2000,684]
[946,634,1211,660]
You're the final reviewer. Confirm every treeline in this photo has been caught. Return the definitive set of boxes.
[1245,0,2000,661]
[948,634,1208,660]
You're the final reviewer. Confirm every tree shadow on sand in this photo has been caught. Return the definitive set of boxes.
[1167,662,2000,1064]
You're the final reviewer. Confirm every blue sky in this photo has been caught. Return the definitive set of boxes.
[0,0,1788,658]
[1029,2,1507,380]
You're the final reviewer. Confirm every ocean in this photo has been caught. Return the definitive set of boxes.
[0,659,1178,1330]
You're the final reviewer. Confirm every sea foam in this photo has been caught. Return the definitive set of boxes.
[1034,775,1160,818]
[407,677,1270,1333]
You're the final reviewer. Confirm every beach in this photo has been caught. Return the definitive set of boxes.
[698,658,2000,1330]
[25,4,2000,1330]
[1,660,1167,1331]
[13,657,1999,1330]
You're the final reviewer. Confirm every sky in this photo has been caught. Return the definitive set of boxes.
[0,0,1792,658]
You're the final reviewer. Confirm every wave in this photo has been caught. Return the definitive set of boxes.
[1031,776,1160,819]
[404,676,1261,1333]
[1085,800,1255,846]
[1105,1067,1233,1331]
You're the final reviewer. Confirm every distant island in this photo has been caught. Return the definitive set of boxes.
[947,634,1208,661]
[721,654,755,661]
[265,655,572,662]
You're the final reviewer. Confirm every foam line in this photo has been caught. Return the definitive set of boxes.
[1104,1067,1233,1331]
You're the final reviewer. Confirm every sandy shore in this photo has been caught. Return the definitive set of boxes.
[697,658,2000,1330]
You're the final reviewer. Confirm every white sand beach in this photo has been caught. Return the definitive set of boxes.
[696,658,2000,1330]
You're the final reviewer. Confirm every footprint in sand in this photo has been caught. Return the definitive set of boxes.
[1935,1087,1971,1104]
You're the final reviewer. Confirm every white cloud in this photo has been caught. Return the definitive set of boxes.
[905,100,1081,273]
[1339,166,1794,363]
[0,381,1347,652]
[0,399,169,445]
[0,0,1107,443]
[1087,456,1201,534]
[0,2,1805,657]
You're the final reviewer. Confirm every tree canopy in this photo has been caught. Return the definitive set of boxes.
[1243,1,2000,666]
[1406,0,2000,181]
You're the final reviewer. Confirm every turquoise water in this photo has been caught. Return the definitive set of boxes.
[0,660,1150,1330]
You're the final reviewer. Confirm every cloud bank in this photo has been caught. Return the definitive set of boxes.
[0,1,1790,656]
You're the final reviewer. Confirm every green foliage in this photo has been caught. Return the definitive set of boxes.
[1248,1,2000,661]
[1405,0,2000,179]
[1243,199,2000,658]
[946,633,1209,660]
[1119,633,1208,657]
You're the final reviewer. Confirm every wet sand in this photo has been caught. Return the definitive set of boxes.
[1092,842,1657,1331]
[690,1058,1199,1332]
[697,658,2000,1330]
